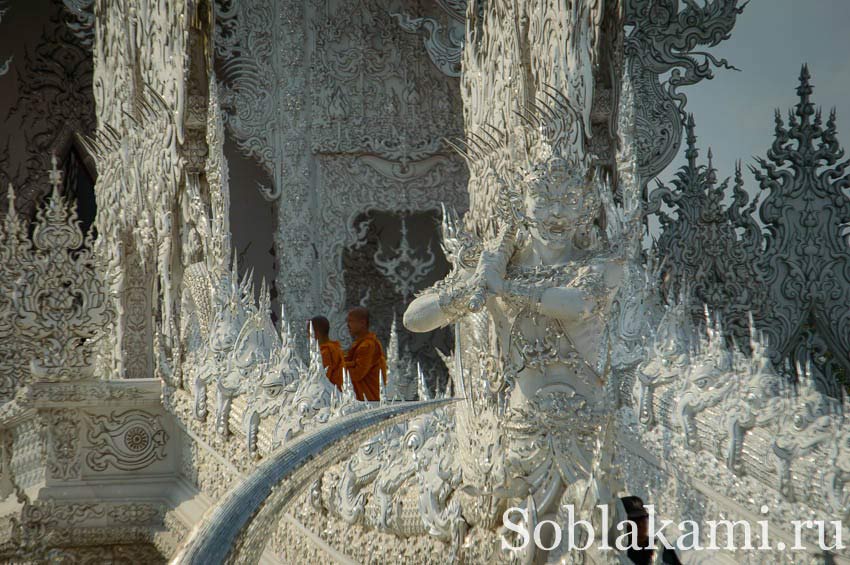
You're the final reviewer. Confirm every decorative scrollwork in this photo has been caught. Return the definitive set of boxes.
[62,0,95,49]
[373,216,436,302]
[392,7,465,77]
[84,410,169,472]
[624,0,745,183]
[47,409,81,480]
[9,157,113,381]
[751,66,850,395]
[0,0,95,219]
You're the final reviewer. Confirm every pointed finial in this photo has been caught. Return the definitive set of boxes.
[417,362,430,401]
[48,152,63,193]
[5,183,15,213]
[705,147,717,187]
[306,318,321,366]
[453,323,466,400]
[796,64,814,124]
[684,114,698,168]
[799,354,816,390]
[800,63,811,83]
[342,367,354,400]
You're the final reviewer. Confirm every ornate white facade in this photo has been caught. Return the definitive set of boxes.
[0,0,849,563]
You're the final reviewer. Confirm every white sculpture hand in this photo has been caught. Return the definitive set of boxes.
[467,248,507,311]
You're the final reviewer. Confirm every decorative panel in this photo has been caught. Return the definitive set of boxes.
[215,0,468,347]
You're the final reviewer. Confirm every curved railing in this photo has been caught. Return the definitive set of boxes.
[171,398,457,564]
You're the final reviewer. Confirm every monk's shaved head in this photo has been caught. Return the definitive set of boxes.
[346,307,370,339]
[348,307,370,326]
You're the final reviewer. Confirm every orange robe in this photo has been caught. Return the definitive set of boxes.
[344,332,387,401]
[320,340,345,390]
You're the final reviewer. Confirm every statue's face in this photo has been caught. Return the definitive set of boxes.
[210,309,238,355]
[522,160,596,247]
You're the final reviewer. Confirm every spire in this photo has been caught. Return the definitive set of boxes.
[795,64,814,126]
[306,319,323,382]
[734,160,744,193]
[341,367,355,401]
[384,314,401,401]
[706,147,717,187]
[684,113,699,169]
[5,183,16,223]
[453,322,466,401]
[416,361,430,401]
[48,152,63,195]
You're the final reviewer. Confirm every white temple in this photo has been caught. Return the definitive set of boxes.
[0,0,849,563]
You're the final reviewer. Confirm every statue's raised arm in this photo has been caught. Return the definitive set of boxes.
[403,221,517,333]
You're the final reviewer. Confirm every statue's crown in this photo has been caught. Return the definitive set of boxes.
[517,138,595,199]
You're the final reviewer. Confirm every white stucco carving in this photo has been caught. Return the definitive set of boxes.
[2,0,850,563]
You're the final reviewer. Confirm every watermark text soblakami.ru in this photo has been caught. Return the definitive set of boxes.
[501,504,846,553]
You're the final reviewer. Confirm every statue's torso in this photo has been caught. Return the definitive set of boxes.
[485,255,618,482]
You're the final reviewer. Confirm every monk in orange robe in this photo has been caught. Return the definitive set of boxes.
[344,307,387,401]
[310,316,344,390]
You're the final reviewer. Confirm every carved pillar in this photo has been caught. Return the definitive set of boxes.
[89,0,225,381]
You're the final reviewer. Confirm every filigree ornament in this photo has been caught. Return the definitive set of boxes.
[178,256,367,458]
[392,9,465,77]
[313,403,463,545]
[0,1,95,219]
[459,0,612,238]
[12,0,850,562]
[402,65,637,559]
[319,156,467,343]
[10,157,113,381]
[373,217,436,302]
[647,114,764,341]
[631,309,850,526]
[0,188,33,400]
[215,0,466,347]
[648,68,850,396]
[624,0,745,183]
[84,0,196,380]
[751,66,850,395]
[47,409,81,480]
